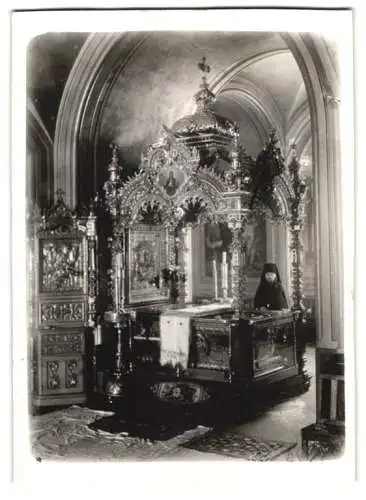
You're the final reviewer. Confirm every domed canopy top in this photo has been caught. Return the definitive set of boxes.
[171,58,238,146]
[171,110,238,139]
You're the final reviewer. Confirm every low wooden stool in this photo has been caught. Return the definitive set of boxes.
[301,422,345,459]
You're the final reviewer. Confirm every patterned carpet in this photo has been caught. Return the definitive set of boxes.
[30,405,297,462]
[182,431,296,461]
[31,405,211,462]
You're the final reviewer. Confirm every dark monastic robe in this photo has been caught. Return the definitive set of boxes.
[254,263,288,310]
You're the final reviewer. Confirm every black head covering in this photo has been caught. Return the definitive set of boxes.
[254,262,288,310]
[259,263,281,282]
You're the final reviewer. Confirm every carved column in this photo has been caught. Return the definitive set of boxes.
[228,222,247,316]
[324,96,343,350]
[86,204,98,327]
[166,225,176,269]
[175,227,188,307]
[288,151,307,314]
[181,225,193,303]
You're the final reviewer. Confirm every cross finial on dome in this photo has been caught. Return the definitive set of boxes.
[198,57,211,75]
[195,57,215,111]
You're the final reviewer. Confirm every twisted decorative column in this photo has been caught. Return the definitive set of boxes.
[288,150,307,314]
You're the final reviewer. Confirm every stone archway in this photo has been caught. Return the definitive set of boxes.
[53,32,150,207]
[282,33,343,352]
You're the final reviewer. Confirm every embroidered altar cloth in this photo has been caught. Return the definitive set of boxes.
[160,303,232,369]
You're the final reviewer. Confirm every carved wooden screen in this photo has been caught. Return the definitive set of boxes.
[36,235,88,327]
[29,194,98,408]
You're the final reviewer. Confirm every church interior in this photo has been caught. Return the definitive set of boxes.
[26,31,345,461]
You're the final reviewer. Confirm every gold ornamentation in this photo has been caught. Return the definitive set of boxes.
[150,381,210,404]
[86,204,98,327]
[99,66,306,337]
[171,58,239,140]
[47,361,60,390]
[40,302,84,324]
[40,240,84,293]
[192,321,231,371]
[288,148,307,313]
[228,225,248,316]
[41,333,84,355]
[103,145,124,217]
[65,359,79,389]
[128,226,169,304]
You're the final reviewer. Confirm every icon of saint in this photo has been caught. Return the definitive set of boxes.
[164,170,178,196]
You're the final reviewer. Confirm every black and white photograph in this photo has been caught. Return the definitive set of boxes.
[9,5,356,486]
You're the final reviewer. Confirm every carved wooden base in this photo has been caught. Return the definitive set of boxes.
[32,329,87,410]
[32,394,87,415]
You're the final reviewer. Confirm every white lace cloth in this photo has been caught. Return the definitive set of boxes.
[160,312,191,369]
[159,302,232,369]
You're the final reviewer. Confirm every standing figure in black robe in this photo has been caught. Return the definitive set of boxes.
[254,262,288,310]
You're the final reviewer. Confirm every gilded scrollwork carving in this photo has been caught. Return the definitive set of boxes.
[46,361,60,390]
[29,190,98,405]
[40,302,84,324]
[288,147,307,313]
[65,359,79,389]
[40,239,85,293]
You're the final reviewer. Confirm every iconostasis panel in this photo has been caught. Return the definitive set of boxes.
[128,224,169,304]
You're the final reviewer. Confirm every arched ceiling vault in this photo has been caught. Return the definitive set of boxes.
[49,31,315,202]
[214,93,268,156]
[218,85,285,144]
[94,32,311,170]
[222,76,285,127]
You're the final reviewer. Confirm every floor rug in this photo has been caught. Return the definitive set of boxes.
[182,431,296,461]
[31,405,210,462]
[89,414,198,441]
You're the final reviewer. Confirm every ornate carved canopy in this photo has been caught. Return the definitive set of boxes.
[105,132,294,231]
[101,59,307,317]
